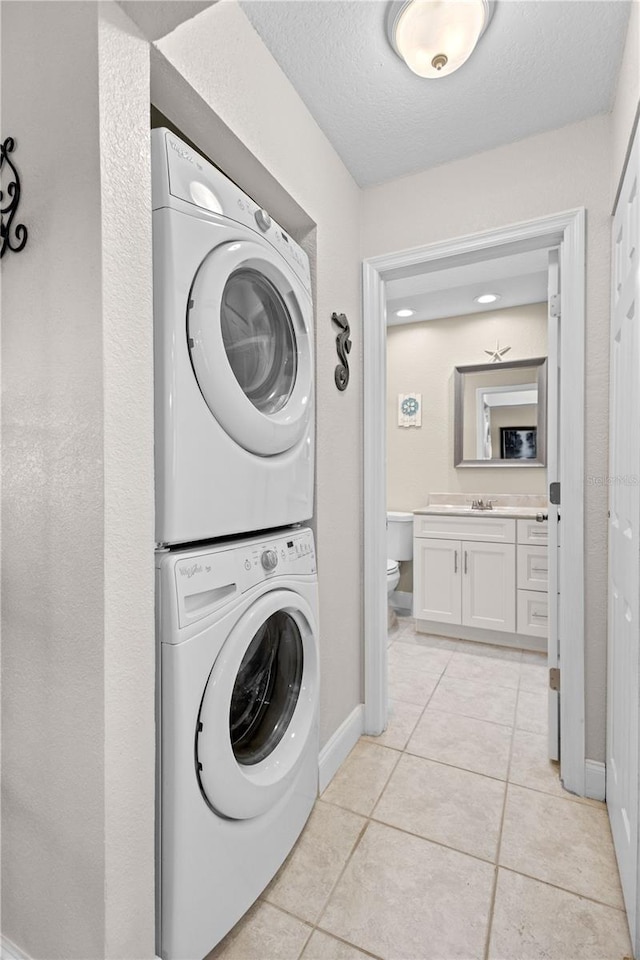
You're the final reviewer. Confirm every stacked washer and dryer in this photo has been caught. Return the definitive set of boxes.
[152,128,320,960]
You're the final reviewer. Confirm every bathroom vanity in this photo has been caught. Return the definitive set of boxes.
[413,500,548,652]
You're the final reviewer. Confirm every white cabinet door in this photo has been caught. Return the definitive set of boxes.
[462,541,516,633]
[414,538,462,624]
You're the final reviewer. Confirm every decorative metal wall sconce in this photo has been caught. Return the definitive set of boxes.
[1,138,28,259]
[332,312,352,392]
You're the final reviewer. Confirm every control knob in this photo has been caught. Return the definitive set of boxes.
[254,208,272,232]
[261,549,278,571]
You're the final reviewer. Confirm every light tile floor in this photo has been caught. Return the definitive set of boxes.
[209,618,632,960]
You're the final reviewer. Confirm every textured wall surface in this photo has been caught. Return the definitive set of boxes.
[611,0,639,199]
[1,4,106,956]
[98,4,155,958]
[363,114,611,761]
[1,3,156,957]
[157,1,363,750]
[387,303,548,510]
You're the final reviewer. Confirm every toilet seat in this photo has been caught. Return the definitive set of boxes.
[387,559,399,576]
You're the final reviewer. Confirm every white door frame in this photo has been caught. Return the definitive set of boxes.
[363,208,587,796]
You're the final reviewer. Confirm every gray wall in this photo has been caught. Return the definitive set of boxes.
[1,3,155,957]
[1,4,106,956]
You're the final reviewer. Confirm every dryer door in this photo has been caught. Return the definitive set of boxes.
[188,239,313,457]
[196,589,318,820]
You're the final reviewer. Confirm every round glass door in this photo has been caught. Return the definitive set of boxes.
[195,590,318,820]
[230,610,303,766]
[221,269,298,417]
[187,240,313,457]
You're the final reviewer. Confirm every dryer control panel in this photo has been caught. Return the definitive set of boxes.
[167,529,316,629]
[151,128,311,296]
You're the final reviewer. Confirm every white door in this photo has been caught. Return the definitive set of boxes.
[462,541,515,632]
[413,538,461,624]
[188,240,313,456]
[608,123,640,950]
[547,248,561,760]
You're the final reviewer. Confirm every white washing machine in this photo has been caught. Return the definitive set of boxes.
[152,128,315,546]
[157,527,319,960]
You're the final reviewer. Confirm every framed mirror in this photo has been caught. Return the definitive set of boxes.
[454,357,547,467]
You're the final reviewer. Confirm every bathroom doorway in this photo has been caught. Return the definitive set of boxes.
[362,210,588,798]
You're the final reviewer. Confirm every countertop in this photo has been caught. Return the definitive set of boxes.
[413,505,548,520]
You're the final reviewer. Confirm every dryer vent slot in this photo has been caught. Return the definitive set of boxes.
[184,583,236,615]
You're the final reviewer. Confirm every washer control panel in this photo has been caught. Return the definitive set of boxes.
[170,528,316,629]
[243,529,316,582]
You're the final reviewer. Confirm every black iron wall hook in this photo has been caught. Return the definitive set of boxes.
[1,137,28,259]
[332,312,352,392]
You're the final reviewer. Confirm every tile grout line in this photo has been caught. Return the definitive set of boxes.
[277,630,545,960]
[482,670,521,960]
[498,864,629,915]
[307,647,455,959]
[310,743,405,954]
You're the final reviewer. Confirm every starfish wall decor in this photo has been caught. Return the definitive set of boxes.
[484,340,511,362]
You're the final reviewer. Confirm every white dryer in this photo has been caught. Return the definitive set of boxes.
[152,128,315,546]
[157,527,319,960]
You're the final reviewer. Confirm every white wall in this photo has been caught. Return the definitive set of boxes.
[387,303,548,510]
[1,4,105,956]
[98,4,155,958]
[156,0,363,751]
[611,0,639,199]
[364,114,611,762]
[1,2,155,958]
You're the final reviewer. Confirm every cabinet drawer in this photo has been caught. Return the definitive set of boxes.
[517,518,548,545]
[414,515,516,543]
[517,544,548,592]
[517,589,548,638]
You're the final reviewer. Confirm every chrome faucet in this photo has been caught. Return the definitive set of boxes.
[471,498,494,511]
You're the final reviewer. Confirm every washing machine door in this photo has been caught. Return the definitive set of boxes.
[196,589,319,820]
[187,239,313,457]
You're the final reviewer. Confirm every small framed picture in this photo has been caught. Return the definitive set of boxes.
[500,427,537,460]
[398,393,422,427]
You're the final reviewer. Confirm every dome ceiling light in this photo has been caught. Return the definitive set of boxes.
[386,0,496,79]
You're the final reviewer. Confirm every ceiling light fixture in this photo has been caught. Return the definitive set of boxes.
[386,0,495,79]
[396,308,415,317]
[474,293,500,304]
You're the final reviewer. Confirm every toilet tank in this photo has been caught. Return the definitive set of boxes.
[387,511,413,561]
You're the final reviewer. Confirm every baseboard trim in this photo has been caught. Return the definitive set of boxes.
[390,590,412,613]
[1,936,30,960]
[585,759,606,801]
[318,704,364,794]
[416,619,546,654]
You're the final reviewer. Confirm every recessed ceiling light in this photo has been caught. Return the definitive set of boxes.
[474,294,500,304]
[396,308,415,317]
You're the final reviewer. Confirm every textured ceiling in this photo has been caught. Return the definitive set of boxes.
[240,0,631,187]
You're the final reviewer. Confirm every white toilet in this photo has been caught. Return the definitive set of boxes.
[387,512,413,617]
